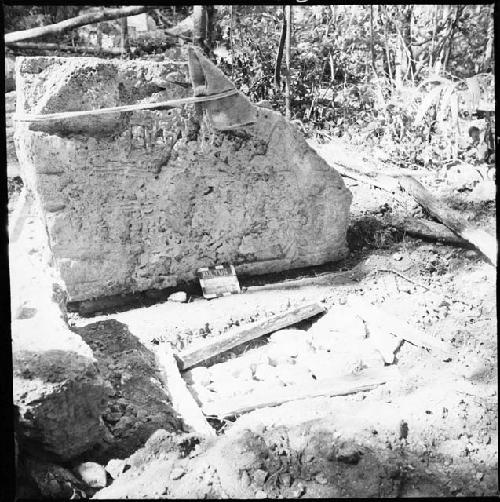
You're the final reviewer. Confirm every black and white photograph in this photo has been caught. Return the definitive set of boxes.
[4,3,497,499]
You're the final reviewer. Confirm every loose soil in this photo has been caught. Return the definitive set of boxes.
[9,140,497,498]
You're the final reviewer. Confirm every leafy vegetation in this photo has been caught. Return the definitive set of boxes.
[4,4,495,169]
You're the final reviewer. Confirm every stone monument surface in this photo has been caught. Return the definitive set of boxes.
[14,53,351,302]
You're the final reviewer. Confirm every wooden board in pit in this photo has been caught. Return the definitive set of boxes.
[197,264,241,299]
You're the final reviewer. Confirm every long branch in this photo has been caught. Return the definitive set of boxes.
[5,6,150,44]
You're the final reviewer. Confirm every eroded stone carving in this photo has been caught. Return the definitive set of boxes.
[14,53,351,302]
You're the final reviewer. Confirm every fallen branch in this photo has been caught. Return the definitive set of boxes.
[395,175,497,266]
[202,366,398,418]
[178,302,325,371]
[155,343,216,437]
[333,158,496,265]
[347,295,450,359]
[392,215,468,246]
[5,6,150,44]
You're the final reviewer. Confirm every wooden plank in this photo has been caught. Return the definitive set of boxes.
[202,366,398,418]
[155,343,216,437]
[347,295,450,358]
[178,302,325,371]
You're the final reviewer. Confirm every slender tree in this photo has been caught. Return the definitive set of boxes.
[285,5,292,120]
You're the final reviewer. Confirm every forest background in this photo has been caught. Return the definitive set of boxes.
[4,4,496,171]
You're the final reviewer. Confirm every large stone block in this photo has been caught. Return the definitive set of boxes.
[14,54,351,302]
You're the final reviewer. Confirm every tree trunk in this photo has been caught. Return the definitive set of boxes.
[5,6,149,44]
[402,6,414,81]
[382,7,393,83]
[483,4,494,72]
[370,5,376,75]
[285,5,292,120]
[120,17,129,58]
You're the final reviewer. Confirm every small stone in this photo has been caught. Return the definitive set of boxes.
[75,462,107,488]
[337,445,361,465]
[476,473,484,481]
[279,472,293,487]
[254,364,278,382]
[190,366,211,386]
[170,467,185,480]
[393,253,403,261]
[292,482,306,497]
[255,490,267,499]
[168,291,187,303]
[240,470,251,487]
[253,468,267,487]
[105,459,126,480]
[168,291,188,303]
[315,472,328,485]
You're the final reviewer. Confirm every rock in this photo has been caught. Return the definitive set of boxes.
[240,470,251,487]
[253,363,279,382]
[476,472,484,481]
[253,469,268,487]
[11,203,110,461]
[168,291,188,303]
[26,458,88,498]
[279,472,293,487]
[309,306,366,350]
[14,54,351,305]
[230,365,254,381]
[269,329,309,346]
[393,253,404,261]
[295,351,361,379]
[189,366,211,386]
[285,482,306,498]
[255,489,268,498]
[315,472,328,485]
[276,363,313,386]
[72,320,183,461]
[76,462,107,488]
[170,467,185,480]
[337,445,361,465]
[105,459,126,480]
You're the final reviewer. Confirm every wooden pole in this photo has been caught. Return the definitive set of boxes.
[178,302,325,371]
[5,6,150,45]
